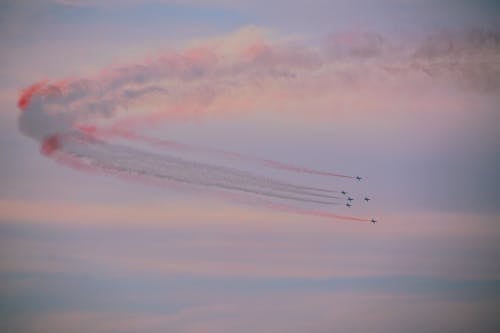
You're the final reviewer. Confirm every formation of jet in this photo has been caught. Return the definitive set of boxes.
[341,176,377,224]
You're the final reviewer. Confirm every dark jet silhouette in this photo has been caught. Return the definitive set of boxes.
[341,190,347,195]
[356,176,362,181]
[371,219,377,224]
[346,203,352,208]
[364,197,371,202]
[347,197,354,202]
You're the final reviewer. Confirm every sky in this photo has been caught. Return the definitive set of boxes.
[1,1,499,332]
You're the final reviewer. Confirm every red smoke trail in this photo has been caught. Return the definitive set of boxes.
[17,78,74,112]
[46,137,364,223]
[79,125,355,181]
[303,209,371,222]
[17,34,381,223]
[41,134,191,194]
[77,125,188,151]
[40,135,61,156]
[259,160,356,179]
[31,118,367,223]
[42,132,343,205]
[18,81,47,110]
[219,190,371,223]
[46,138,338,209]
[40,135,102,174]
[260,201,372,222]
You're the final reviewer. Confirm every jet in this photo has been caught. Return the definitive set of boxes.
[341,190,347,195]
[371,219,377,224]
[356,176,362,181]
[347,197,354,202]
[346,203,352,208]
[364,197,371,202]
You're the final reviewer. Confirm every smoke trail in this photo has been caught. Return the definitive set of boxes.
[45,132,344,206]
[16,30,412,222]
[79,125,355,181]
[263,203,373,223]
[32,128,372,222]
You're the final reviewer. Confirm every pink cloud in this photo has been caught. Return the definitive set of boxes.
[1,199,498,279]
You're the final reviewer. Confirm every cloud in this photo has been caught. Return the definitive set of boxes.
[1,200,499,280]
[50,0,237,7]
[5,288,499,333]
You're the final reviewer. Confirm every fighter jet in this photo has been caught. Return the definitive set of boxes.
[347,197,354,202]
[364,197,371,202]
[346,203,352,208]
[356,176,362,181]
[341,190,347,195]
[371,219,377,224]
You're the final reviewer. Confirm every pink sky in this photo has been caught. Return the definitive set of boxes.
[0,1,499,332]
